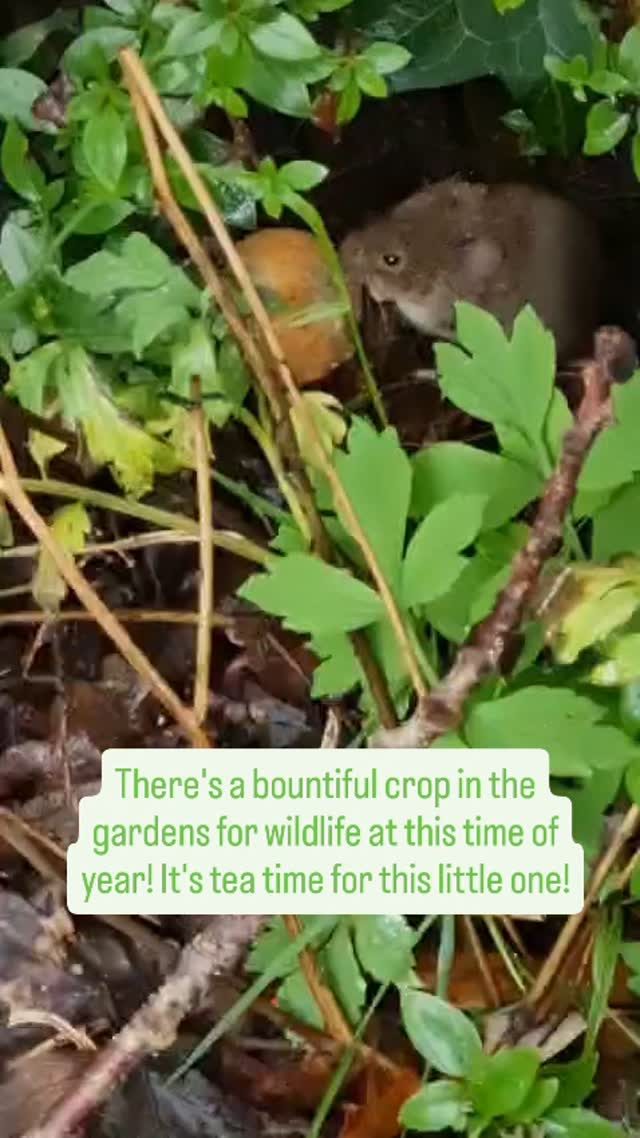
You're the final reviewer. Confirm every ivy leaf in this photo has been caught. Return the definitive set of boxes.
[400,1080,469,1132]
[471,1049,540,1119]
[584,100,630,156]
[334,418,412,594]
[352,0,592,95]
[400,989,482,1077]
[32,503,91,612]
[0,68,47,130]
[401,493,487,609]
[352,915,414,983]
[466,687,637,778]
[250,12,320,62]
[411,442,540,531]
[82,104,127,191]
[239,554,384,637]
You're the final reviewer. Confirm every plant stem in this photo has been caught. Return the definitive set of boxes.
[236,406,311,544]
[17,477,271,565]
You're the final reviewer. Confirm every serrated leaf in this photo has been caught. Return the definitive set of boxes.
[466,686,637,778]
[310,633,361,699]
[8,341,62,414]
[334,418,412,594]
[400,1080,469,1132]
[436,303,555,471]
[246,915,338,977]
[239,553,384,636]
[411,442,540,531]
[401,493,487,609]
[400,989,482,1077]
[32,503,91,612]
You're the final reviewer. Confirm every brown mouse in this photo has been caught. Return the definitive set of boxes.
[339,179,602,360]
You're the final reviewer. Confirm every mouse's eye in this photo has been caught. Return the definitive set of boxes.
[381,252,404,269]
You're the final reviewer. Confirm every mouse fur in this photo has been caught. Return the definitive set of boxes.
[339,179,602,360]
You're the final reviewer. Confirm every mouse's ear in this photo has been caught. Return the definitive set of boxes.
[462,235,503,284]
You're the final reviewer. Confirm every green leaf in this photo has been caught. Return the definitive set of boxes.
[545,1107,624,1138]
[436,303,555,472]
[0,68,47,130]
[279,159,327,190]
[7,342,62,414]
[400,1080,469,1132]
[401,494,487,609]
[411,442,540,531]
[547,1056,597,1110]
[471,1048,540,1119]
[32,503,91,612]
[322,922,366,1026]
[246,915,337,977]
[82,104,128,191]
[0,214,44,285]
[592,633,640,687]
[0,11,76,67]
[584,100,630,156]
[586,907,622,1052]
[310,633,361,699]
[163,12,225,57]
[352,915,414,983]
[277,968,323,1029]
[119,289,190,356]
[28,429,67,479]
[362,42,412,76]
[400,989,482,1077]
[63,27,137,80]
[355,63,387,98]
[494,0,527,10]
[1,120,45,202]
[510,1077,559,1124]
[467,687,637,778]
[243,56,312,117]
[239,553,384,637]
[618,25,640,86]
[334,418,412,594]
[352,0,592,95]
[620,941,640,975]
[579,374,640,496]
[250,12,320,62]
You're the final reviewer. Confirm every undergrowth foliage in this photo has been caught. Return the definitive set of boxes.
[1,4,640,1136]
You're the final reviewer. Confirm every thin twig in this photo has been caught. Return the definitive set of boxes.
[23,916,266,1138]
[191,390,214,728]
[373,327,634,747]
[15,478,271,565]
[283,915,352,1045]
[526,803,640,1007]
[462,916,500,1008]
[0,427,210,749]
[0,608,229,628]
[119,47,427,704]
